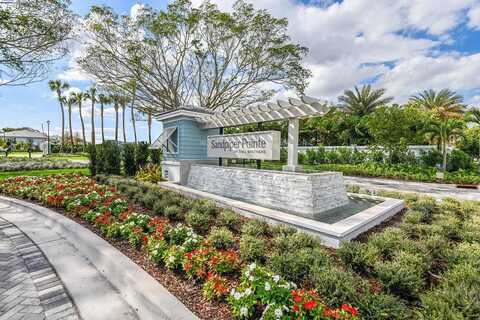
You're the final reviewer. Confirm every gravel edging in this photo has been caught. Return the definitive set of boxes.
[0,195,198,320]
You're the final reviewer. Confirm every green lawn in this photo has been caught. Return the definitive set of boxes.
[0,152,88,161]
[0,168,90,180]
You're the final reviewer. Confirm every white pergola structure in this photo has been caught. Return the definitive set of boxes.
[196,96,330,172]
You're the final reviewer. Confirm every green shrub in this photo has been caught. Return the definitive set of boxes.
[135,164,162,183]
[273,232,318,252]
[271,224,297,237]
[433,215,462,241]
[135,142,149,168]
[375,251,427,299]
[123,143,137,176]
[207,227,234,250]
[368,228,412,260]
[178,198,193,212]
[404,210,425,224]
[241,219,270,237]
[418,263,480,319]
[164,205,184,221]
[150,148,162,165]
[337,241,378,274]
[192,200,217,217]
[358,292,410,320]
[268,247,331,284]
[312,267,364,307]
[409,197,437,221]
[125,186,141,199]
[152,199,169,216]
[142,191,159,209]
[186,209,212,234]
[420,149,442,167]
[217,210,240,230]
[239,235,266,262]
[447,149,473,172]
[101,141,121,175]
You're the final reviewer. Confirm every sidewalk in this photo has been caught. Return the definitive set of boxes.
[344,176,480,201]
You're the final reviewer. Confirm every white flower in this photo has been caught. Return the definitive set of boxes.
[230,288,236,296]
[234,292,243,300]
[248,263,256,271]
[168,256,175,263]
[244,288,252,296]
[245,270,250,277]
[264,282,271,291]
[273,275,280,283]
[240,307,248,317]
[248,276,254,281]
[274,308,283,319]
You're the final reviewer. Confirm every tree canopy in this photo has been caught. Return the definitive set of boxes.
[0,0,74,86]
[77,0,311,112]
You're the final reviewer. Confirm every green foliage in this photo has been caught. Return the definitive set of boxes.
[186,209,213,234]
[135,164,162,183]
[241,219,270,237]
[271,224,297,237]
[375,251,428,299]
[135,142,149,168]
[123,143,137,176]
[268,247,331,284]
[207,227,234,250]
[312,267,362,307]
[100,141,121,175]
[358,292,410,320]
[164,205,184,221]
[239,234,267,263]
[217,209,240,230]
[418,263,480,319]
[419,149,442,167]
[192,200,217,217]
[337,241,378,274]
[150,148,162,165]
[273,232,318,252]
[447,149,473,172]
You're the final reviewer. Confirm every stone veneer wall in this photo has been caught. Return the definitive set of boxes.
[186,165,349,218]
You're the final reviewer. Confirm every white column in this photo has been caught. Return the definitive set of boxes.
[283,118,303,172]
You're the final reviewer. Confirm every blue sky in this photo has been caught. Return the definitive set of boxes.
[1,0,480,141]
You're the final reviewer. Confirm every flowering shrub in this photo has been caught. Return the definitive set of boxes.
[0,174,361,319]
[203,272,229,301]
[229,263,359,319]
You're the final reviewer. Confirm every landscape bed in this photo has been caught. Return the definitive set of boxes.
[0,173,479,319]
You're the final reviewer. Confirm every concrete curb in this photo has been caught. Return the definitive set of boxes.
[0,196,198,320]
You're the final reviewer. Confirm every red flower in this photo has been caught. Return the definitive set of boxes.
[292,305,299,313]
[303,299,317,311]
[142,235,149,245]
[341,304,357,316]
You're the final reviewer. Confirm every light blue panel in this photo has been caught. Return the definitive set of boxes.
[162,116,219,161]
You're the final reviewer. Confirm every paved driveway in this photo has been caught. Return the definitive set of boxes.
[344,176,480,201]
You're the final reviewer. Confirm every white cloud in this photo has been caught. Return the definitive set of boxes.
[468,4,480,29]
[468,95,480,106]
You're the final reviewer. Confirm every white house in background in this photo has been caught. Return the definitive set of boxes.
[2,129,47,147]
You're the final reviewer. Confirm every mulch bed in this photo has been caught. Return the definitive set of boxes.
[13,197,232,320]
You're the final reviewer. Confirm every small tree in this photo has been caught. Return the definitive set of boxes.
[338,85,393,117]
[150,148,162,165]
[410,89,466,172]
[123,143,137,176]
[102,141,121,175]
[135,142,149,168]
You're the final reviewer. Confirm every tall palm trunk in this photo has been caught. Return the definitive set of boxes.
[130,98,137,144]
[147,111,152,144]
[100,101,105,143]
[68,103,74,153]
[441,124,447,172]
[122,104,127,143]
[58,92,65,153]
[90,94,96,176]
[114,102,119,143]
[78,100,86,151]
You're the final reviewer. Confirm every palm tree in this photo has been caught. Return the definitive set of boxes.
[147,110,152,144]
[71,91,87,151]
[410,89,466,172]
[86,85,97,175]
[111,94,120,143]
[97,93,110,143]
[48,80,69,152]
[338,84,393,117]
[466,107,480,161]
[119,95,129,143]
[66,96,76,153]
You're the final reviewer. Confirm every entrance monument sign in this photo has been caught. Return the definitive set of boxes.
[207,131,280,160]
